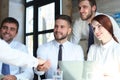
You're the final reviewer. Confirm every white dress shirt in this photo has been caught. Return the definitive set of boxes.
[0,38,39,68]
[87,38,120,78]
[35,40,84,79]
[0,41,34,80]
[70,12,120,54]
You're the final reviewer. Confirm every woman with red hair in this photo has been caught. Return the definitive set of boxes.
[88,14,120,80]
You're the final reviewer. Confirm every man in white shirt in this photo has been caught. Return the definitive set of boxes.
[0,17,34,80]
[70,0,120,60]
[35,15,84,79]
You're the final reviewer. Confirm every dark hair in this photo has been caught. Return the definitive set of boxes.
[78,0,97,11]
[92,15,119,43]
[0,17,19,33]
[55,15,72,27]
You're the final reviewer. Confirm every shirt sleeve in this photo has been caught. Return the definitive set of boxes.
[11,42,34,80]
[15,67,34,80]
[77,45,84,61]
[35,45,47,76]
[69,18,82,44]
[0,39,39,68]
[87,45,95,61]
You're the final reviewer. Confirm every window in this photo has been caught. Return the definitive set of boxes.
[26,0,33,3]
[25,0,60,56]
[38,3,55,44]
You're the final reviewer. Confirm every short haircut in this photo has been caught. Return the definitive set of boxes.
[78,0,97,7]
[55,15,72,27]
[0,17,19,32]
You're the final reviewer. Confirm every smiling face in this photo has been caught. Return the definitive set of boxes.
[54,19,71,43]
[91,20,112,44]
[78,0,96,22]
[0,22,18,43]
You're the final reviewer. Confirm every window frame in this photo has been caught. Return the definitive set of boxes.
[24,0,60,57]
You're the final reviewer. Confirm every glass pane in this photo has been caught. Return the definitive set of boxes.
[26,35,33,55]
[26,6,33,33]
[38,2,55,31]
[26,0,33,3]
[38,33,54,45]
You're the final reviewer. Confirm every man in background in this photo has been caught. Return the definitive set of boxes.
[0,17,34,80]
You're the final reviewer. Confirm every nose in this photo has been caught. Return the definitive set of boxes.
[6,28,10,33]
[55,26,61,32]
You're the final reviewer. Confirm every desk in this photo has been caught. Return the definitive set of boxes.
[42,79,53,80]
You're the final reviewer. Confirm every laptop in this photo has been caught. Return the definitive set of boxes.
[58,61,98,80]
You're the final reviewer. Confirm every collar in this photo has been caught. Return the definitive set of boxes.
[53,40,69,48]
[100,38,115,49]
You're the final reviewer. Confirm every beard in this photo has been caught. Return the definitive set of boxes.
[0,33,13,43]
[80,10,93,20]
[54,32,68,41]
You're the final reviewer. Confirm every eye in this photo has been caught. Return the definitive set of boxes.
[2,26,8,30]
[54,25,58,28]
[83,6,88,9]
[98,25,102,28]
[98,25,100,28]
[60,25,64,28]
[92,27,95,32]
[10,28,16,31]
[97,25,103,30]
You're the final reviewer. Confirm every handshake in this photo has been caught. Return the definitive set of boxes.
[37,58,51,71]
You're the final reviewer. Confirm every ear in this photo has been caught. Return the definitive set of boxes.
[92,5,96,12]
[68,27,72,35]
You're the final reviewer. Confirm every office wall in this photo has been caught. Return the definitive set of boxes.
[0,0,9,25]
[62,0,72,17]
[97,0,120,15]
[9,0,24,43]
[97,0,120,26]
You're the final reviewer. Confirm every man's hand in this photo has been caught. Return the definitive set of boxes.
[1,75,17,80]
[37,60,51,72]
[37,58,46,65]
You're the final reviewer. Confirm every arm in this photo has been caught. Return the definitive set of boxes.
[34,46,51,76]
[78,45,84,61]
[0,39,45,68]
[75,45,84,61]
[87,45,95,61]
[15,67,34,80]
[69,18,82,44]
[14,44,34,80]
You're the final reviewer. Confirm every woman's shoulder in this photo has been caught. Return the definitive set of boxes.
[90,43,100,48]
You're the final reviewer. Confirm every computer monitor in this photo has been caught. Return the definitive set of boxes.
[59,61,99,80]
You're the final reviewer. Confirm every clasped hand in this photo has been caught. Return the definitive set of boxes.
[37,59,51,72]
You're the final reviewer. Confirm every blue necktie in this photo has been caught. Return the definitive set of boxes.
[58,44,62,61]
[57,44,62,69]
[87,24,94,52]
[1,63,10,75]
